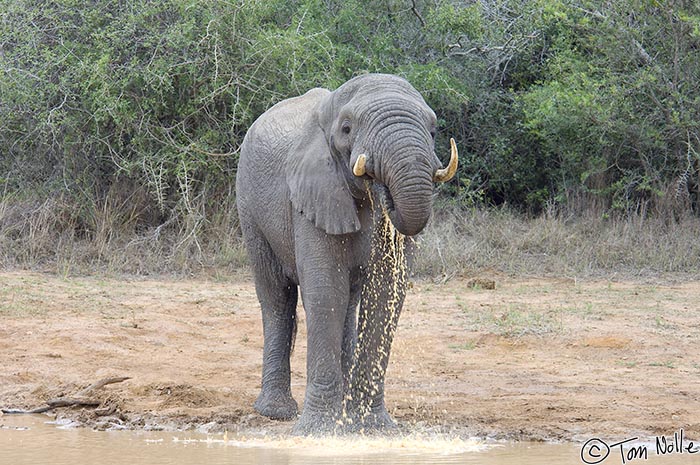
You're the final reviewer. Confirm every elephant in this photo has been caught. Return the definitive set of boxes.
[235,73,458,434]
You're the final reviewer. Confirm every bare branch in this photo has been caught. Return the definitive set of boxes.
[411,0,426,27]
[2,376,131,415]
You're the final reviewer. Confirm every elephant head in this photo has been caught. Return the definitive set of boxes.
[287,74,458,236]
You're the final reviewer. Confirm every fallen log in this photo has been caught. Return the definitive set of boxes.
[1,376,130,415]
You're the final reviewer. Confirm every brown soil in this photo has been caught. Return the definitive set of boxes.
[1,271,699,441]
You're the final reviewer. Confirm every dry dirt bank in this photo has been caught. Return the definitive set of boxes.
[1,271,699,441]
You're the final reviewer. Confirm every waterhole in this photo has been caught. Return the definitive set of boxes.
[0,415,593,465]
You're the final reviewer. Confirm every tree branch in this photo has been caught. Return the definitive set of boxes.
[1,376,131,415]
[411,0,426,27]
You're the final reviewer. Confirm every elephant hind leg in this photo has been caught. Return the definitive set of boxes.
[243,229,299,420]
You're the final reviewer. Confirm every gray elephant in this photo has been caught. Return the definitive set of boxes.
[235,73,457,434]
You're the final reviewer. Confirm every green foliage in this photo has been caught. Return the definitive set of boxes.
[510,0,700,213]
[2,0,700,226]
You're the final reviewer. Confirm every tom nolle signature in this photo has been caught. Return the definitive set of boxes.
[581,430,699,464]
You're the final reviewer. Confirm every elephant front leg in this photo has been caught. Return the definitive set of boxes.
[292,234,351,435]
[345,281,406,431]
[344,225,410,432]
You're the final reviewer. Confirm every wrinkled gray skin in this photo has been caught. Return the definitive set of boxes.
[236,74,444,435]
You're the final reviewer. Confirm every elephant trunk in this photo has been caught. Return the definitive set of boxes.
[355,107,440,237]
[381,151,434,237]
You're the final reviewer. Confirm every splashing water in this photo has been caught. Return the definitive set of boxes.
[172,432,488,457]
[0,415,582,465]
[342,182,409,425]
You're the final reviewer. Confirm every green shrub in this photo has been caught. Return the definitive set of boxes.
[2,0,700,274]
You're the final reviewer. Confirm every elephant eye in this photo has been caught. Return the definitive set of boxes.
[341,122,351,135]
[430,130,436,140]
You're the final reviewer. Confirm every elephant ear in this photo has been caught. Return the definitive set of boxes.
[286,117,361,235]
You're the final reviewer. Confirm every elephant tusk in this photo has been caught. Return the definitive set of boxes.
[433,138,459,182]
[353,153,367,177]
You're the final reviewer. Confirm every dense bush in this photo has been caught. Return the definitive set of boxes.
[1,0,700,272]
[3,0,700,212]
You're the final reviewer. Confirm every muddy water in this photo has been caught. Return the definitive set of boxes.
[5,416,699,465]
[0,415,591,465]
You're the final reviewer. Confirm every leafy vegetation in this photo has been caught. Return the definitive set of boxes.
[2,0,700,273]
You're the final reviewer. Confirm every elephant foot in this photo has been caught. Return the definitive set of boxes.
[291,409,399,436]
[291,410,341,436]
[254,390,298,420]
[361,410,398,432]
[342,405,399,434]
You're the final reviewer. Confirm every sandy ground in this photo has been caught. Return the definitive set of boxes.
[1,271,699,442]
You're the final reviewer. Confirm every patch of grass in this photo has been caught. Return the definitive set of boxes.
[3,195,700,279]
[415,205,700,279]
[0,275,54,316]
[564,301,611,321]
[0,189,247,276]
[448,341,476,351]
[469,304,563,337]
[654,316,678,331]
[457,301,470,313]
[0,287,48,317]
[647,361,676,369]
